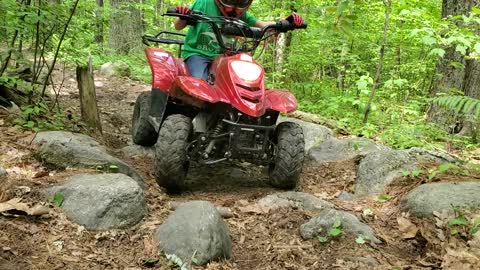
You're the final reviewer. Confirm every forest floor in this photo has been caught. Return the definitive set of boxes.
[0,66,479,270]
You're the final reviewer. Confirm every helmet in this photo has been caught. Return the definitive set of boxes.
[215,0,253,18]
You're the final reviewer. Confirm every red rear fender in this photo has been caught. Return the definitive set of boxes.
[145,48,189,91]
[265,90,298,113]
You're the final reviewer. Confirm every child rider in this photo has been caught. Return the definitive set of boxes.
[173,0,305,80]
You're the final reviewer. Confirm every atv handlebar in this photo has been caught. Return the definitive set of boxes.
[220,20,308,38]
[161,8,307,54]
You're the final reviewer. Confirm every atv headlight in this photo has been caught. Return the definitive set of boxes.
[230,61,262,82]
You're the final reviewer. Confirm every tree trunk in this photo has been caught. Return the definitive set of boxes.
[274,34,287,74]
[337,44,349,91]
[109,0,143,54]
[363,0,391,124]
[95,0,104,46]
[428,0,479,128]
[76,59,103,135]
[154,0,166,30]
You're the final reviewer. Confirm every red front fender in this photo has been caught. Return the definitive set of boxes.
[169,76,229,107]
[265,90,298,113]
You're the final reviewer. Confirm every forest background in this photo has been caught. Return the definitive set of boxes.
[1,0,480,154]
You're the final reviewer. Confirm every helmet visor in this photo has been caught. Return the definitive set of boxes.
[219,0,251,9]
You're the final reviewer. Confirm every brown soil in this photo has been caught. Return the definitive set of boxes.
[0,67,478,270]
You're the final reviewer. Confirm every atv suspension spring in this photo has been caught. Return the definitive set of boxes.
[211,122,224,137]
[204,122,224,157]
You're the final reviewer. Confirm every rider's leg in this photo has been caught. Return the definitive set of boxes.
[185,55,211,80]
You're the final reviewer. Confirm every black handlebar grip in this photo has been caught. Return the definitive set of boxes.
[167,7,178,14]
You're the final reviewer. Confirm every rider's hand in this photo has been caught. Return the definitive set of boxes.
[176,6,191,15]
[285,13,304,27]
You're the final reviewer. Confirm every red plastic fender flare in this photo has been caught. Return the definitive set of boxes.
[265,90,298,113]
[171,76,229,104]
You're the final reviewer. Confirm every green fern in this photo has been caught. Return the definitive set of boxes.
[433,95,480,118]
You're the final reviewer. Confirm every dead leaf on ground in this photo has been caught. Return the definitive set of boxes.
[237,199,249,206]
[397,215,418,239]
[0,198,50,216]
[143,236,156,256]
[442,247,480,269]
[33,170,50,178]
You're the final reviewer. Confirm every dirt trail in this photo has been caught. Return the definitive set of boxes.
[0,69,466,269]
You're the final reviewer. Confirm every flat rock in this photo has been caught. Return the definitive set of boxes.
[154,201,231,266]
[355,147,456,196]
[308,137,386,164]
[337,191,358,201]
[300,208,381,244]
[257,192,333,212]
[47,174,146,230]
[33,131,143,184]
[278,117,332,151]
[402,182,480,218]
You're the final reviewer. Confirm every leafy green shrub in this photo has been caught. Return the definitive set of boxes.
[379,123,447,149]
[14,102,76,132]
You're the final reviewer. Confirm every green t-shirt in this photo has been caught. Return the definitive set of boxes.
[182,0,257,60]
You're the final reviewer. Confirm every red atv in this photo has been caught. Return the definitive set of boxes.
[132,9,306,192]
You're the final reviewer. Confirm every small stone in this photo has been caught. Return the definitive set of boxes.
[154,201,231,266]
[100,61,131,78]
[300,208,381,244]
[257,192,334,213]
[46,173,146,230]
[0,167,7,177]
[94,81,104,88]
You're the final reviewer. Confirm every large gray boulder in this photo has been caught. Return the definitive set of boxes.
[257,192,334,213]
[402,182,480,218]
[308,137,386,164]
[355,147,456,196]
[300,208,381,244]
[278,117,332,151]
[154,201,232,266]
[355,148,413,196]
[33,131,143,184]
[47,174,146,230]
[100,61,131,77]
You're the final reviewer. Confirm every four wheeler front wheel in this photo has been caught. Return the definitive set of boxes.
[154,114,192,193]
[132,92,158,146]
[269,122,305,189]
